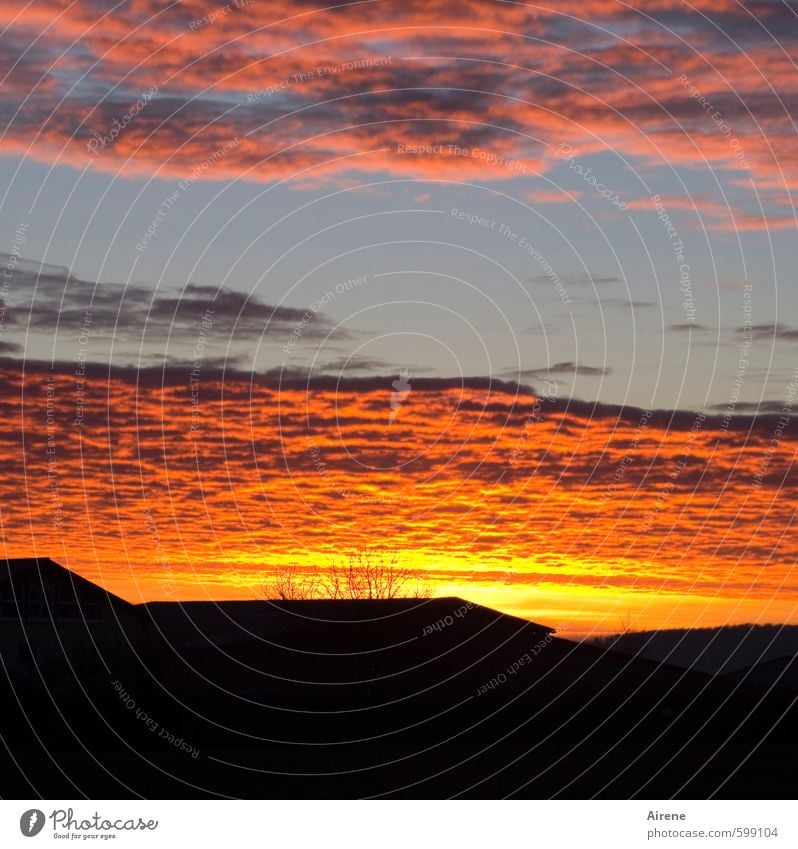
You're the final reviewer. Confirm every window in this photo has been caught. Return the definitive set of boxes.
[1,601,21,619]
[0,571,105,622]
[26,580,53,620]
[56,600,102,621]
[0,581,21,620]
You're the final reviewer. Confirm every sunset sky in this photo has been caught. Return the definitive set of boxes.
[1,0,796,634]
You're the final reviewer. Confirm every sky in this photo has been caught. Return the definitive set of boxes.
[0,0,796,634]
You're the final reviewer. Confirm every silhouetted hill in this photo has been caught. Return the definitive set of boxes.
[726,655,798,692]
[590,624,798,676]
[3,583,798,799]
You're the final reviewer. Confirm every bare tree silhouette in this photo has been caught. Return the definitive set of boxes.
[324,548,428,599]
[262,549,429,600]
[261,565,321,600]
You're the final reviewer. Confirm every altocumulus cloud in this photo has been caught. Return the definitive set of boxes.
[0,0,795,226]
[1,360,795,613]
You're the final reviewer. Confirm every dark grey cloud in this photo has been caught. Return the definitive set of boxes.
[652,3,798,50]
[602,298,657,310]
[546,361,610,377]
[528,272,622,288]
[504,361,611,380]
[709,400,787,414]
[0,339,22,355]
[670,323,713,332]
[737,322,798,342]
[315,355,399,373]
[315,357,439,376]
[0,254,346,359]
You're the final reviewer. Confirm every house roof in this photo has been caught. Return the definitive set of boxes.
[2,559,556,648]
[0,557,139,617]
[140,597,554,648]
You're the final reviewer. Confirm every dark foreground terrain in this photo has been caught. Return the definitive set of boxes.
[3,596,797,798]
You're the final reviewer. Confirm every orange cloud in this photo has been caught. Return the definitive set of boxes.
[626,192,797,232]
[1,361,795,633]
[0,0,795,222]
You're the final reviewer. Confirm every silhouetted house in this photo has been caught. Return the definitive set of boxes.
[0,558,140,682]
[1,561,794,799]
[0,558,558,704]
[0,557,761,748]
